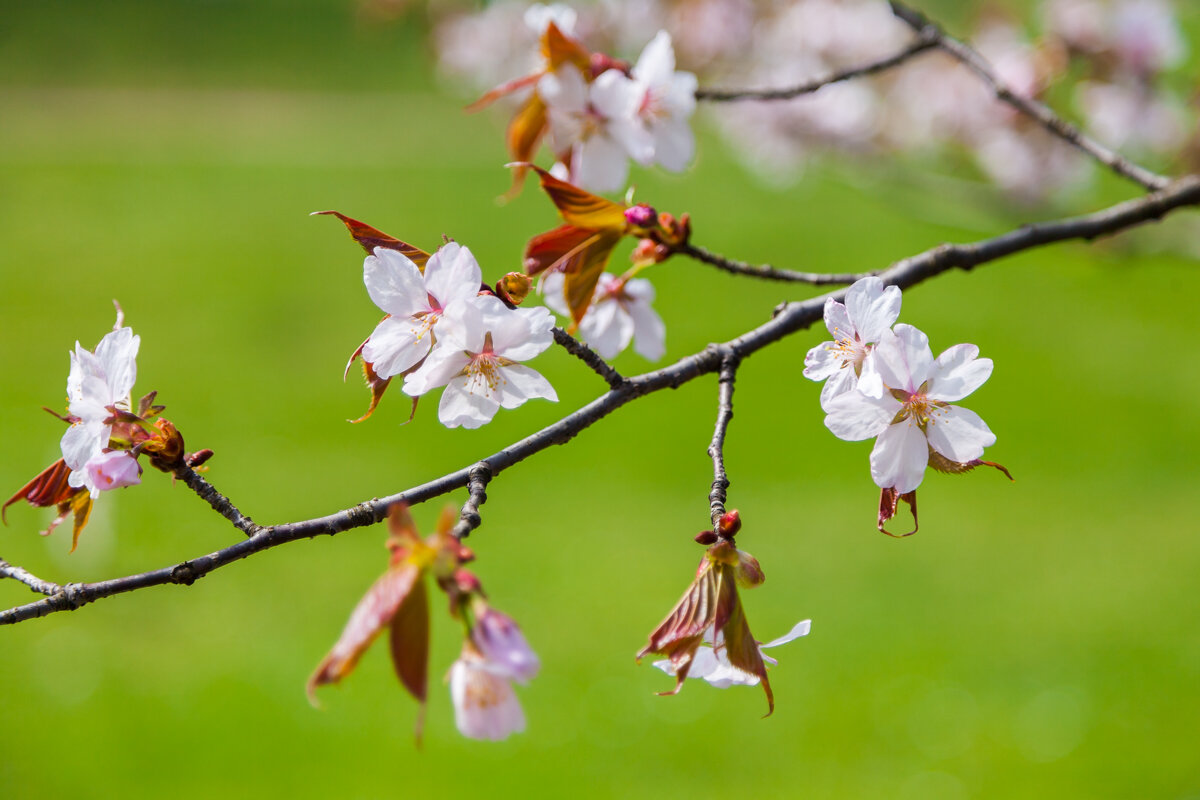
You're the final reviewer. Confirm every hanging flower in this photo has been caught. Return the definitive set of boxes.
[653,619,811,689]
[542,270,665,360]
[804,276,900,412]
[471,603,541,684]
[402,295,557,429]
[449,645,528,741]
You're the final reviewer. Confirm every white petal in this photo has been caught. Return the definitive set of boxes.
[609,117,656,166]
[94,327,140,402]
[926,405,996,463]
[845,278,901,343]
[582,300,632,359]
[61,422,106,472]
[824,390,896,441]
[496,306,555,361]
[538,63,587,112]
[364,248,427,317]
[818,366,859,412]
[857,350,885,399]
[627,297,666,361]
[803,341,842,381]
[498,365,557,409]
[874,324,934,392]
[823,298,853,341]
[929,345,993,402]
[870,420,929,493]
[633,31,675,87]
[574,133,631,194]
[438,377,501,429]
[590,69,641,120]
[761,619,812,649]
[540,271,570,317]
[402,344,469,396]
[651,117,694,172]
[362,316,430,380]
[449,660,526,741]
[424,242,483,309]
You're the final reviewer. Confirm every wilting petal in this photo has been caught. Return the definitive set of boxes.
[926,405,996,463]
[870,420,929,494]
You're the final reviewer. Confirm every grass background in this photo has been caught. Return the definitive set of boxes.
[1,2,1198,797]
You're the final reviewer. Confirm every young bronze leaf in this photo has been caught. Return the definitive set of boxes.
[720,595,774,716]
[528,165,628,231]
[563,229,622,325]
[540,21,591,72]
[67,492,94,554]
[389,575,430,705]
[504,95,549,197]
[313,211,431,268]
[3,458,77,523]
[523,224,595,277]
[307,563,421,703]
[638,563,718,661]
[465,71,541,113]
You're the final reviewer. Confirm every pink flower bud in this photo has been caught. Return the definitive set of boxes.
[624,204,658,229]
[85,451,142,492]
[717,509,741,538]
[471,606,540,683]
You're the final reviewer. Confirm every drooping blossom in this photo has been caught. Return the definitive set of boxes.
[542,270,665,360]
[471,604,541,684]
[803,276,899,411]
[84,450,142,492]
[654,619,811,688]
[403,294,557,429]
[449,645,528,741]
[540,61,653,193]
[824,323,996,495]
[628,30,697,172]
[361,243,484,381]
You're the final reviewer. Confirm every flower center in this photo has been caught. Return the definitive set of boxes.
[890,382,947,430]
[828,329,867,372]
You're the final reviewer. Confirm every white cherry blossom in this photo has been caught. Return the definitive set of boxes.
[628,31,698,172]
[523,2,577,36]
[361,243,483,380]
[403,294,557,429]
[543,270,665,360]
[804,276,900,411]
[60,325,140,496]
[449,649,527,741]
[824,324,995,494]
[653,619,811,688]
[539,62,653,192]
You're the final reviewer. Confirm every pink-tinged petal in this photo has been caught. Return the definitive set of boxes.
[581,300,630,359]
[665,72,698,116]
[364,248,427,317]
[495,306,555,361]
[538,62,587,113]
[652,118,694,172]
[926,405,996,463]
[870,421,929,494]
[818,366,859,412]
[633,31,676,87]
[449,658,526,741]
[61,421,106,472]
[823,297,853,341]
[438,378,501,429]
[94,327,140,402]
[845,279,901,343]
[824,391,896,442]
[804,340,841,381]
[85,451,141,492]
[891,324,935,385]
[423,242,483,309]
[540,271,570,317]
[857,350,885,399]
[930,345,993,402]
[590,69,642,119]
[472,607,540,684]
[498,365,558,409]
[608,117,655,166]
[402,344,470,397]
[761,619,812,649]
[574,134,631,194]
[362,316,430,380]
[623,276,655,302]
[627,297,666,361]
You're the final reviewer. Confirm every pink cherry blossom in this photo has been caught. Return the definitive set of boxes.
[84,450,142,492]
[60,324,140,497]
[804,276,900,411]
[543,270,665,360]
[449,650,527,741]
[471,606,540,684]
[824,324,995,494]
[361,243,484,380]
[402,294,557,429]
[653,619,811,689]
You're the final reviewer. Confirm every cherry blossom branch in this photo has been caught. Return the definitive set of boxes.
[707,353,740,527]
[173,464,262,537]
[888,1,1172,192]
[451,463,491,540]
[553,326,626,388]
[0,557,61,596]
[676,242,873,285]
[694,27,939,102]
[3,175,1197,626]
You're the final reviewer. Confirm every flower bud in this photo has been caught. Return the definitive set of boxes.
[694,529,719,545]
[716,509,741,538]
[495,272,533,306]
[85,451,142,492]
[143,418,186,472]
[471,605,540,683]
[624,204,658,229]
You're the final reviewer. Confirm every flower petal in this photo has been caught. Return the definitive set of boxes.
[627,295,666,361]
[823,298,853,341]
[438,376,501,429]
[824,390,896,442]
[930,345,993,402]
[402,344,470,396]
[803,340,841,381]
[497,365,558,409]
[761,619,812,649]
[362,316,430,380]
[844,278,901,343]
[423,242,483,309]
[94,327,140,402]
[818,366,859,413]
[364,248,427,317]
[870,420,929,494]
[926,405,996,463]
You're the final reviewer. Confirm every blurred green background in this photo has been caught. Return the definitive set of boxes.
[2,2,1199,798]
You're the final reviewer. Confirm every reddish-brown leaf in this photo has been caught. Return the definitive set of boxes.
[720,588,773,716]
[523,224,595,277]
[563,229,622,326]
[504,95,549,197]
[529,165,628,231]
[67,492,94,554]
[307,563,422,703]
[638,562,718,662]
[540,21,591,72]
[313,211,431,268]
[389,575,430,706]
[877,487,918,537]
[465,71,541,113]
[3,459,77,523]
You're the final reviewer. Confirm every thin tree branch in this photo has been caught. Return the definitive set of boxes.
[888,1,1172,192]
[452,463,491,540]
[707,351,741,527]
[553,326,626,388]
[695,29,939,102]
[0,557,61,596]
[173,464,262,537]
[3,175,1197,626]
[677,242,873,285]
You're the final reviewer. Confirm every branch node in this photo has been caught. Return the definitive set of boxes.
[553,327,626,389]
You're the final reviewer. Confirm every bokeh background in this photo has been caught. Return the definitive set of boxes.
[2,2,1198,797]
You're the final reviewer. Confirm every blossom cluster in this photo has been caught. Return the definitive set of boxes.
[437,0,1193,201]
[804,277,1007,533]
